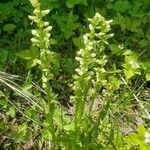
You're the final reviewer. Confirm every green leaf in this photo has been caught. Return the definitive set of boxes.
[66,0,87,8]
[6,107,16,117]
[128,2,144,17]
[125,18,141,32]
[0,97,7,108]
[0,91,7,108]
[63,58,78,75]
[124,69,135,79]
[0,50,8,63]
[0,3,14,20]
[0,122,7,133]
[113,0,131,12]
[53,11,80,39]
[126,125,148,150]
[25,108,39,121]
[139,40,149,48]
[138,125,146,139]
[13,124,27,143]
[27,58,41,68]
[142,62,150,72]
[114,14,141,32]
[146,32,150,41]
[64,122,74,131]
[146,73,150,81]
[22,83,33,91]
[29,46,39,59]
[127,133,141,145]
[3,24,17,32]
[123,49,133,55]
[41,0,59,9]
[73,37,84,48]
[16,50,31,60]
[113,13,126,31]
[42,129,52,140]
[109,44,122,55]
[123,50,140,69]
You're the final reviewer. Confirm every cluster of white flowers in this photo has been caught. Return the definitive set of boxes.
[72,12,114,103]
[75,13,113,78]
[71,13,114,129]
[28,0,56,89]
[28,6,52,49]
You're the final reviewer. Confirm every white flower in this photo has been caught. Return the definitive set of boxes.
[83,35,88,44]
[91,53,96,57]
[46,33,51,38]
[77,50,82,55]
[106,24,110,29]
[95,13,101,18]
[86,44,93,50]
[33,9,40,14]
[118,44,124,49]
[31,38,38,43]
[75,68,80,73]
[28,15,36,21]
[100,68,106,72]
[44,26,52,32]
[41,9,50,16]
[31,29,38,36]
[75,56,81,61]
[44,22,49,26]
[110,33,114,37]
[145,132,150,143]
[89,24,94,32]
[107,20,113,24]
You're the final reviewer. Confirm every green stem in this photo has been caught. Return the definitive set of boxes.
[45,83,58,149]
